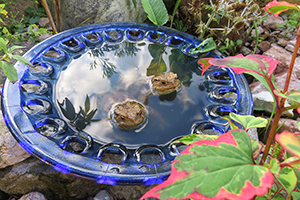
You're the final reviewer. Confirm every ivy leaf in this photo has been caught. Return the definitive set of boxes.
[229,113,268,131]
[208,54,279,77]
[275,131,300,158]
[265,0,300,18]
[141,129,273,200]
[275,167,297,197]
[0,61,18,83]
[141,0,168,26]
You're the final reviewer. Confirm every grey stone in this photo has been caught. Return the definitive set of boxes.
[251,91,293,117]
[277,38,289,47]
[38,17,50,27]
[247,128,259,141]
[93,190,114,200]
[285,39,300,55]
[19,192,47,200]
[278,118,300,133]
[263,15,285,31]
[251,26,264,36]
[47,0,147,30]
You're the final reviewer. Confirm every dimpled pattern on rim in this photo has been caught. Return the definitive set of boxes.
[1,22,253,185]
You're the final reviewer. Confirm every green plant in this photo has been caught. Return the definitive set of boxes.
[142,1,300,199]
[219,38,243,56]
[277,10,300,38]
[0,2,49,42]
[141,0,168,26]
[0,37,32,82]
[24,6,47,24]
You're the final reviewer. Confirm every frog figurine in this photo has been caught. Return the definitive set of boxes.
[143,71,182,105]
[111,100,147,130]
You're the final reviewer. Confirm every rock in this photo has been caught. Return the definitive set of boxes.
[251,26,264,36]
[38,17,50,27]
[19,192,47,200]
[258,41,271,52]
[277,38,289,47]
[263,44,300,74]
[0,157,155,199]
[241,46,253,56]
[0,110,31,169]
[263,15,285,31]
[93,190,115,200]
[47,0,147,30]
[250,91,293,117]
[278,118,300,133]
[247,128,259,141]
[285,39,300,55]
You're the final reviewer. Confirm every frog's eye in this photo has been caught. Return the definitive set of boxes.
[137,110,143,116]
[161,81,166,85]
[120,115,126,120]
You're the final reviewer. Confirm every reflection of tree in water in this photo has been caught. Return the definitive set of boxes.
[111,42,140,58]
[169,48,200,87]
[88,48,117,79]
[88,42,140,78]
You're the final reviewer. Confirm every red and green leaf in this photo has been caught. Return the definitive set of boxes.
[142,129,273,200]
[276,131,300,158]
[265,0,300,18]
[198,58,213,76]
[204,54,279,78]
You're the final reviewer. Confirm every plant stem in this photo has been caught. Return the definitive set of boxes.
[260,107,283,165]
[280,159,300,168]
[280,34,300,107]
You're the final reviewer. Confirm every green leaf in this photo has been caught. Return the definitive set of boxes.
[142,130,273,200]
[25,7,35,13]
[269,158,280,176]
[86,109,98,121]
[11,55,32,66]
[171,134,219,146]
[229,113,268,131]
[0,61,18,83]
[188,37,216,54]
[275,167,297,197]
[9,45,25,52]
[29,16,40,24]
[222,116,239,130]
[170,0,182,28]
[292,191,300,200]
[274,89,300,104]
[0,37,8,53]
[141,0,168,26]
[251,140,263,159]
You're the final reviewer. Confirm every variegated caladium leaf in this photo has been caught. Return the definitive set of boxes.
[276,131,300,158]
[198,54,279,78]
[141,129,273,200]
[265,0,300,18]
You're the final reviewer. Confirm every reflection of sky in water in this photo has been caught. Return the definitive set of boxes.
[55,41,208,148]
